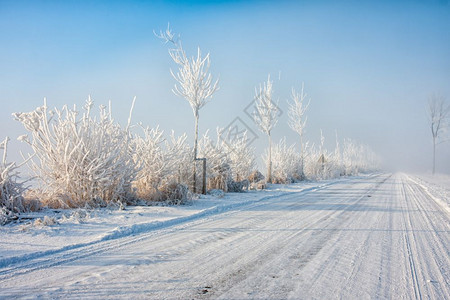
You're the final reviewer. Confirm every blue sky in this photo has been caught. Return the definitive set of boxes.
[1,0,449,173]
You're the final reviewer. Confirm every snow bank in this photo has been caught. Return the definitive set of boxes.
[407,173,450,214]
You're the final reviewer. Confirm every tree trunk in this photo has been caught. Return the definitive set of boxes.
[193,113,199,160]
[267,133,272,184]
[202,158,206,195]
[300,134,304,180]
[192,113,199,193]
[432,136,436,175]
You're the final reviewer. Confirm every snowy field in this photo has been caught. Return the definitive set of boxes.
[0,173,449,299]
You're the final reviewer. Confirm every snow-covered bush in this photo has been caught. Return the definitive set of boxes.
[221,130,256,182]
[133,128,192,203]
[303,132,342,180]
[33,216,57,227]
[13,98,139,208]
[341,139,380,175]
[198,131,233,192]
[133,126,165,201]
[263,138,302,184]
[303,135,380,180]
[303,149,340,180]
[162,131,193,191]
[0,137,29,224]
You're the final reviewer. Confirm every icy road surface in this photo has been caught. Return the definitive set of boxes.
[0,173,449,299]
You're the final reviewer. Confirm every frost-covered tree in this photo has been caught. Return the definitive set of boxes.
[263,138,301,184]
[253,75,278,183]
[303,131,337,180]
[224,130,256,182]
[428,94,449,174]
[156,25,219,191]
[288,83,310,179]
[334,130,343,176]
[13,98,139,208]
[341,138,380,176]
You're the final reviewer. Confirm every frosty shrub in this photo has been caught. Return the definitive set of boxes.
[13,98,138,208]
[133,126,165,201]
[303,149,340,180]
[0,137,30,224]
[222,130,256,182]
[303,135,380,180]
[133,128,192,203]
[263,138,302,184]
[198,131,232,192]
[342,139,380,175]
[33,216,57,227]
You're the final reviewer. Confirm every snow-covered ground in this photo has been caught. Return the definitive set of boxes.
[408,173,450,214]
[0,173,449,299]
[0,180,337,268]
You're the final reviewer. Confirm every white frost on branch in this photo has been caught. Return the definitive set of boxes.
[253,75,278,136]
[428,94,449,174]
[156,24,219,161]
[133,127,192,202]
[288,83,310,138]
[223,130,257,182]
[288,83,310,179]
[263,138,302,184]
[13,98,139,208]
[0,137,29,224]
[253,75,278,183]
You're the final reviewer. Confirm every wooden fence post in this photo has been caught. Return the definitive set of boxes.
[202,158,207,195]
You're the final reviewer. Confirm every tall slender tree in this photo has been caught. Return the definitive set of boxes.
[428,94,449,174]
[253,75,278,183]
[288,83,310,179]
[156,25,219,191]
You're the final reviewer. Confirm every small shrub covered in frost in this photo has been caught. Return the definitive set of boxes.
[303,134,380,180]
[263,138,302,184]
[207,189,225,198]
[160,182,191,205]
[197,129,256,192]
[0,137,30,224]
[13,98,139,208]
[341,138,380,175]
[0,206,17,225]
[223,130,257,182]
[303,149,340,180]
[60,209,92,224]
[133,126,165,200]
[303,132,342,180]
[33,216,57,227]
[133,128,192,203]
[198,131,233,192]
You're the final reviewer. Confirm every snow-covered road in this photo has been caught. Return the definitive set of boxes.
[1,173,449,299]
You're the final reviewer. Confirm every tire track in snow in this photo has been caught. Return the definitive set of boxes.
[0,180,346,283]
[213,174,391,299]
[294,174,392,298]
[400,177,422,300]
[401,174,450,299]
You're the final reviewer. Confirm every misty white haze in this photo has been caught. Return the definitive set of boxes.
[0,1,449,175]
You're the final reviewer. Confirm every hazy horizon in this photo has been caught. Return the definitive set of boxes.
[1,0,449,175]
